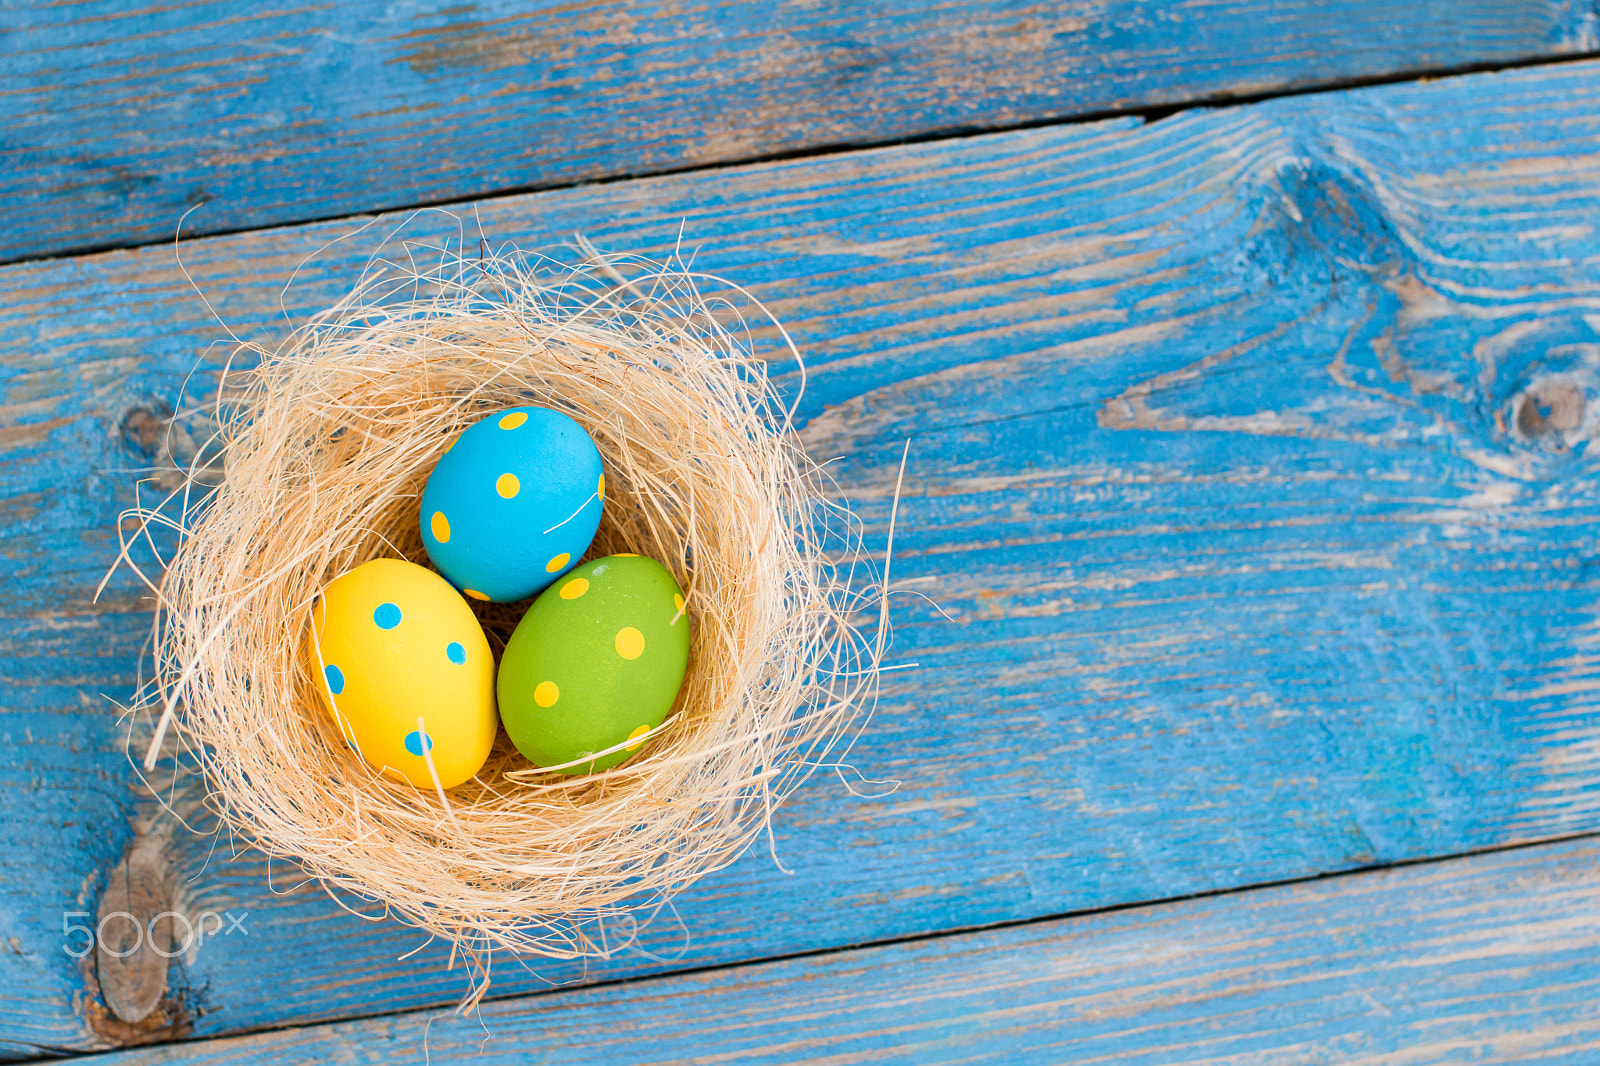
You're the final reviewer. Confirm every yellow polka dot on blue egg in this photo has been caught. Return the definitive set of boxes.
[420,406,605,602]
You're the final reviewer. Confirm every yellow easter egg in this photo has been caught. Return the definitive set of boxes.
[307,558,497,789]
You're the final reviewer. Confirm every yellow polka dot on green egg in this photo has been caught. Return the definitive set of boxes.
[534,681,559,707]
[546,553,571,573]
[560,578,589,599]
[499,412,528,430]
[616,552,639,557]
[430,511,451,543]
[625,724,651,752]
[615,626,645,660]
[673,593,684,612]
[496,472,520,498]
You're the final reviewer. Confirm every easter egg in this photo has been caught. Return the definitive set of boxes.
[307,558,497,789]
[498,554,690,774]
[421,406,605,603]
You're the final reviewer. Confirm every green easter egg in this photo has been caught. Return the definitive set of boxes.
[498,554,690,774]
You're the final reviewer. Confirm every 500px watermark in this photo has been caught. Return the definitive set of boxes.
[62,910,248,959]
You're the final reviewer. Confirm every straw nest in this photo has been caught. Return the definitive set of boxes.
[115,239,888,984]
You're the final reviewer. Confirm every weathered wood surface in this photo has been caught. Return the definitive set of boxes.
[4,0,1598,264]
[5,56,1600,1054]
[81,837,1600,1064]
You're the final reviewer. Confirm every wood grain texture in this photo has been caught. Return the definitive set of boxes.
[5,56,1600,1054]
[79,837,1600,1064]
[4,0,1598,264]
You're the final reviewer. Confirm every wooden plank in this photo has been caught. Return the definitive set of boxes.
[4,0,1597,265]
[77,836,1600,1064]
[5,56,1600,1054]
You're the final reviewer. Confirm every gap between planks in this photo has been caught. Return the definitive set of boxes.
[56,830,1600,1066]
[12,47,1597,272]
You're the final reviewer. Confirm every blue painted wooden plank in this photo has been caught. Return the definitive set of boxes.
[5,56,1600,1054]
[78,837,1600,1064]
[2,0,1596,264]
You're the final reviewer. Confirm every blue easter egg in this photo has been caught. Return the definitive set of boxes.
[420,407,605,602]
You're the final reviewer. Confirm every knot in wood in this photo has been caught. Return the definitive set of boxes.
[119,404,171,457]
[1514,376,1585,438]
[95,841,172,1025]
